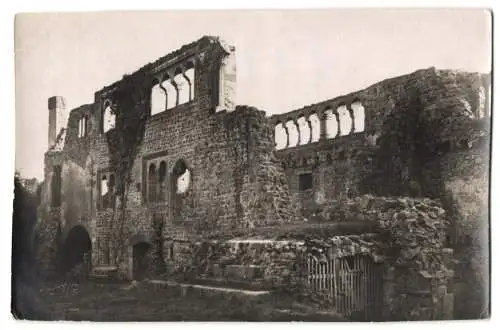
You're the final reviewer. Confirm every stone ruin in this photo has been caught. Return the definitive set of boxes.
[34,36,490,320]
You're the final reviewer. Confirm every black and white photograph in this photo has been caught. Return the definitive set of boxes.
[11,8,492,322]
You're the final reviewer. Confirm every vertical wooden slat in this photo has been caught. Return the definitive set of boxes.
[309,257,314,291]
[348,259,351,317]
[338,259,341,314]
[354,257,358,313]
[346,259,349,316]
[330,258,334,298]
[324,261,327,294]
[309,256,312,289]
[323,261,325,293]
[354,257,357,313]
[370,258,374,320]
[366,257,370,320]
[307,256,310,289]
[319,261,322,292]
[312,257,316,292]
[360,257,363,314]
[313,257,316,292]
[325,259,328,296]
[329,258,333,298]
[350,261,353,316]
[344,259,347,316]
[341,259,345,315]
[314,258,319,292]
[316,259,321,292]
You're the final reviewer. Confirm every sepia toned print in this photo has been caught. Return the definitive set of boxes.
[12,10,491,321]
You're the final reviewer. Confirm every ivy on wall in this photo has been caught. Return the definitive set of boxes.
[105,72,150,264]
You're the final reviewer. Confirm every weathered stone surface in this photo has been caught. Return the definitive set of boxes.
[34,35,489,320]
[36,36,296,280]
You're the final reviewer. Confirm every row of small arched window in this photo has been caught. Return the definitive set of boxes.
[150,64,195,116]
[274,101,366,150]
[147,160,191,204]
[99,65,195,134]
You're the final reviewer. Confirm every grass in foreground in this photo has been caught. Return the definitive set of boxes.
[12,280,345,322]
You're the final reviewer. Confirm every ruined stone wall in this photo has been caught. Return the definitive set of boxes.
[273,68,490,318]
[36,35,489,304]
[421,145,490,319]
[94,37,238,274]
[35,151,66,276]
[274,68,490,218]
[117,104,295,276]
[164,196,454,321]
[278,134,370,217]
[36,37,296,279]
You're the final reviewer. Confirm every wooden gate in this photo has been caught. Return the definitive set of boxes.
[305,254,383,321]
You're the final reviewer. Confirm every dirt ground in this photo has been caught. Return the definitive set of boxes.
[12,280,345,322]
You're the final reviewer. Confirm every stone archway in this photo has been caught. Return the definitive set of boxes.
[129,234,152,281]
[132,242,151,280]
[60,225,92,274]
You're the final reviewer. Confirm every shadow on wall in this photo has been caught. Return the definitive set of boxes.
[11,175,41,319]
[58,226,92,275]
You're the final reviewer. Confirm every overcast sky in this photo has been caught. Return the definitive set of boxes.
[15,9,491,180]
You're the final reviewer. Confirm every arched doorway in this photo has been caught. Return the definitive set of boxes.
[132,242,151,280]
[60,225,92,274]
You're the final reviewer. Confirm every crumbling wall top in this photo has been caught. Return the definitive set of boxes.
[96,35,234,98]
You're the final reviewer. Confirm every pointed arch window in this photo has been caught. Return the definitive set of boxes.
[171,160,191,222]
[184,61,195,101]
[174,67,190,105]
[148,163,157,203]
[103,105,116,133]
[159,161,167,201]
[162,78,177,110]
[151,80,167,115]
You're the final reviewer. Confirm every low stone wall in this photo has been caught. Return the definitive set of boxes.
[165,195,455,321]
[168,239,301,289]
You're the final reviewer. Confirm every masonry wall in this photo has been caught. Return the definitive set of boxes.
[274,68,490,218]
[273,67,490,319]
[36,36,490,317]
[36,37,296,279]
[421,145,490,318]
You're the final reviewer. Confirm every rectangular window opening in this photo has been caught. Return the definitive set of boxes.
[299,173,313,191]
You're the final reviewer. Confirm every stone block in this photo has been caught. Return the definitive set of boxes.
[224,264,265,281]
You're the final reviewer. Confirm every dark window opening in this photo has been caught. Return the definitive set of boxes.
[51,165,62,207]
[148,163,157,203]
[109,174,115,208]
[159,161,167,201]
[299,173,313,191]
[169,244,174,260]
[132,242,151,280]
[436,141,451,155]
